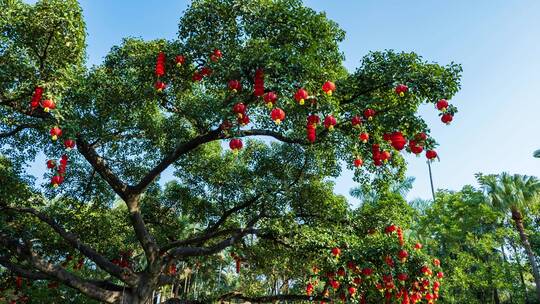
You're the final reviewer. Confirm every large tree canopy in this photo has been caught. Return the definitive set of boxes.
[0,0,461,303]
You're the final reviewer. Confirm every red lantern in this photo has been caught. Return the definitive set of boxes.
[155,52,166,77]
[397,273,408,282]
[307,114,320,127]
[322,81,336,95]
[155,81,166,92]
[200,66,212,77]
[50,126,62,141]
[414,243,423,250]
[64,139,76,150]
[348,286,357,296]
[263,91,277,108]
[232,103,246,118]
[351,115,362,128]
[426,150,437,160]
[415,132,428,141]
[362,268,373,276]
[363,108,376,120]
[46,160,56,169]
[381,150,391,163]
[354,157,363,168]
[331,247,341,257]
[41,99,56,112]
[324,115,337,131]
[30,87,43,108]
[228,80,241,93]
[229,138,243,153]
[433,258,441,266]
[192,72,203,82]
[238,115,250,126]
[359,133,369,143]
[389,131,406,150]
[294,88,308,105]
[397,249,409,262]
[395,84,408,97]
[306,282,314,296]
[306,125,316,143]
[175,55,185,67]
[441,113,453,124]
[253,68,265,97]
[210,49,222,62]
[51,175,63,187]
[437,271,444,279]
[270,108,286,124]
[436,99,448,111]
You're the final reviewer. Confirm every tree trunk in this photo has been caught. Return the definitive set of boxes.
[494,288,501,304]
[511,208,540,302]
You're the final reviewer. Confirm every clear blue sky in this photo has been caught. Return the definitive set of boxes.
[27,1,540,203]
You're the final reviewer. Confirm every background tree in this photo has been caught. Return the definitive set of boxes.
[0,0,461,303]
[477,173,540,302]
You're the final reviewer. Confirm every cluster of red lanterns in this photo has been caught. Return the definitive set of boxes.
[306,224,444,304]
[29,86,56,112]
[253,69,265,97]
[110,251,132,269]
[436,99,454,125]
[47,154,69,187]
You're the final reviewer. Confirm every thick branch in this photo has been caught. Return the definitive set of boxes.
[168,227,259,259]
[0,233,125,304]
[237,129,304,144]
[1,205,138,285]
[76,136,130,200]
[0,124,39,138]
[131,128,223,194]
[0,256,49,280]
[161,228,261,253]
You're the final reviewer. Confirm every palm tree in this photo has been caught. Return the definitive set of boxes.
[477,172,540,301]
[350,176,415,205]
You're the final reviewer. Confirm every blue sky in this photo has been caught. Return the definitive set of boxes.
[27,1,540,202]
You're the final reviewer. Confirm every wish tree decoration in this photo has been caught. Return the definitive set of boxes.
[305,225,445,304]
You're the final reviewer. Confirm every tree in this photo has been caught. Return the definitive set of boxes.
[478,173,540,302]
[0,0,461,303]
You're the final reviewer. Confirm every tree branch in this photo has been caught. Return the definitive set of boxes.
[237,129,304,144]
[0,233,126,304]
[1,205,139,285]
[0,124,39,138]
[76,136,130,200]
[131,128,223,195]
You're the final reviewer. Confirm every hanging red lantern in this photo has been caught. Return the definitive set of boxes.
[270,108,286,124]
[210,49,222,62]
[155,52,166,77]
[395,84,408,97]
[263,91,277,108]
[253,68,265,97]
[359,132,369,143]
[232,103,246,118]
[51,175,63,188]
[322,81,336,95]
[228,80,241,93]
[64,139,76,150]
[155,81,166,92]
[294,88,309,105]
[46,160,56,169]
[50,126,62,141]
[30,87,43,108]
[426,150,438,160]
[41,99,56,112]
[324,115,337,131]
[351,115,362,128]
[354,157,363,167]
[441,113,453,124]
[363,108,376,121]
[229,138,243,153]
[390,131,407,150]
[175,55,185,67]
[192,72,203,82]
[436,99,448,111]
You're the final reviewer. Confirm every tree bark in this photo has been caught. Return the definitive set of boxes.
[511,207,540,302]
